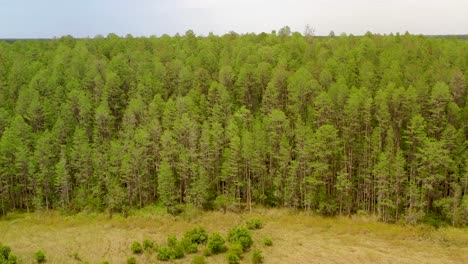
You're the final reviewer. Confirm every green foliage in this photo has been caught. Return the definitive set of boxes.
[142,239,154,251]
[0,244,16,264]
[191,255,207,264]
[262,237,273,246]
[246,218,263,230]
[130,241,143,254]
[7,254,17,264]
[228,226,253,250]
[204,232,226,255]
[99,261,109,264]
[228,243,243,259]
[183,227,209,244]
[34,250,46,263]
[213,195,229,212]
[0,33,466,226]
[167,235,178,248]
[172,244,185,259]
[226,252,240,264]
[157,246,173,261]
[126,256,136,264]
[252,250,264,264]
[0,244,11,260]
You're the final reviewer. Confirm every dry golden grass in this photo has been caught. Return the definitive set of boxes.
[1,207,467,264]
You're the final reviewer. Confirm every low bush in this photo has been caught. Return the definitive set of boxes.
[246,218,263,230]
[127,256,136,264]
[173,244,185,259]
[0,244,11,260]
[0,244,16,264]
[191,255,207,264]
[7,254,17,264]
[142,239,154,251]
[157,246,173,261]
[204,232,226,255]
[130,241,143,254]
[167,235,178,248]
[226,252,240,264]
[228,243,243,259]
[263,237,273,246]
[228,226,253,250]
[99,261,109,264]
[181,237,198,254]
[252,250,264,264]
[184,227,209,244]
[34,250,46,263]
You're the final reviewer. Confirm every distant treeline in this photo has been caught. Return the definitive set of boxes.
[0,29,466,226]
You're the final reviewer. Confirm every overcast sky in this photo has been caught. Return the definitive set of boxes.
[0,0,467,38]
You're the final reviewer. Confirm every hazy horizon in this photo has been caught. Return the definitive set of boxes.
[1,0,467,38]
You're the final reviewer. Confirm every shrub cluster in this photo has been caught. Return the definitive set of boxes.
[246,218,263,230]
[226,243,243,264]
[0,244,16,264]
[227,226,253,251]
[184,227,209,245]
[204,232,226,256]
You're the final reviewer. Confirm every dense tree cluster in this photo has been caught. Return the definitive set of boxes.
[0,31,467,225]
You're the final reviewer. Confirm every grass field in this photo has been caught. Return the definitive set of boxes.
[1,207,467,264]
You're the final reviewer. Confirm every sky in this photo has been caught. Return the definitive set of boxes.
[0,0,467,38]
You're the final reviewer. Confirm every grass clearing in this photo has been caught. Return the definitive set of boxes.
[0,207,467,263]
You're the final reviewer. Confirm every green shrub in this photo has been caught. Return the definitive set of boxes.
[184,227,209,244]
[142,239,154,251]
[214,195,229,212]
[8,254,17,264]
[246,218,263,230]
[226,252,240,264]
[252,250,264,264]
[127,256,136,264]
[157,246,173,261]
[228,226,253,250]
[99,261,109,264]
[0,244,11,260]
[181,237,198,254]
[263,237,273,246]
[228,243,243,259]
[167,235,178,248]
[34,250,46,263]
[173,244,185,259]
[204,232,226,255]
[191,255,207,264]
[130,241,143,254]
